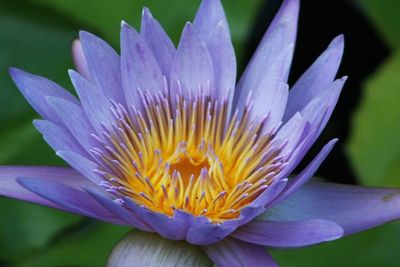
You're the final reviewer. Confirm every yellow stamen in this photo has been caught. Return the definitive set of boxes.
[97,94,283,223]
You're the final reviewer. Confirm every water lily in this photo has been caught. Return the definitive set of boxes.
[1,0,399,266]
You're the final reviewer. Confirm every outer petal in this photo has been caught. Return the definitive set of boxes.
[300,77,347,137]
[0,166,91,209]
[107,231,212,267]
[270,139,338,206]
[46,96,98,152]
[71,39,90,79]
[232,219,343,248]
[69,70,114,133]
[283,35,344,121]
[141,8,176,79]
[193,0,236,101]
[86,189,152,231]
[121,21,163,109]
[234,0,299,117]
[124,198,194,240]
[170,23,214,98]
[17,177,124,224]
[266,181,400,235]
[9,68,78,125]
[79,31,125,104]
[203,238,278,267]
[57,150,101,184]
[272,112,307,160]
[33,119,88,157]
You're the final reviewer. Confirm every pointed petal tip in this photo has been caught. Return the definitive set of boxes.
[8,67,28,81]
[280,0,300,17]
[121,20,132,29]
[142,7,152,18]
[78,30,93,40]
[8,66,19,76]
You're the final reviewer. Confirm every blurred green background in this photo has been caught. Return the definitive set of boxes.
[0,0,399,266]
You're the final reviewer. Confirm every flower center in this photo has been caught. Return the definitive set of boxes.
[93,93,284,223]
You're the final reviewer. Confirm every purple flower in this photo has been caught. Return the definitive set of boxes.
[1,0,399,265]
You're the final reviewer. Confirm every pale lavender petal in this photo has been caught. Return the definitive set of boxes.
[238,179,288,226]
[85,189,152,231]
[121,21,163,109]
[17,177,124,224]
[267,181,400,235]
[270,139,337,206]
[272,112,307,159]
[71,39,90,79]
[0,166,91,209]
[9,68,78,125]
[203,238,278,267]
[236,45,293,125]
[232,219,343,248]
[170,23,214,98]
[46,96,97,152]
[283,35,345,121]
[69,70,114,133]
[141,8,176,79]
[193,0,236,101]
[234,0,299,113]
[33,119,88,157]
[79,31,125,104]
[300,77,347,137]
[56,150,101,184]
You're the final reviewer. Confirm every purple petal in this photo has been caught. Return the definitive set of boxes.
[9,68,78,125]
[85,189,152,231]
[233,219,343,248]
[203,238,278,267]
[170,23,214,98]
[234,0,299,115]
[272,112,307,159]
[0,166,90,209]
[186,220,236,245]
[141,8,176,79]
[270,139,337,206]
[124,198,193,240]
[268,181,400,236]
[33,119,88,157]
[193,0,236,101]
[46,96,97,153]
[17,177,124,224]
[57,150,101,184]
[71,39,90,79]
[79,31,125,105]
[283,35,345,121]
[69,70,114,133]
[121,21,163,109]
[302,77,347,137]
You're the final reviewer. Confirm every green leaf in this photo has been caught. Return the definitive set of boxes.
[359,0,400,47]
[0,1,82,263]
[15,222,130,267]
[347,49,400,186]
[271,221,400,266]
[0,199,81,263]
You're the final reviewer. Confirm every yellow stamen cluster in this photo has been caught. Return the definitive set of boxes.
[96,94,283,223]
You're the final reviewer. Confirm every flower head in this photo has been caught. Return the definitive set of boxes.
[2,0,400,265]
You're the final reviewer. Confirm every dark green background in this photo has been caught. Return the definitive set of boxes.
[0,0,399,266]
